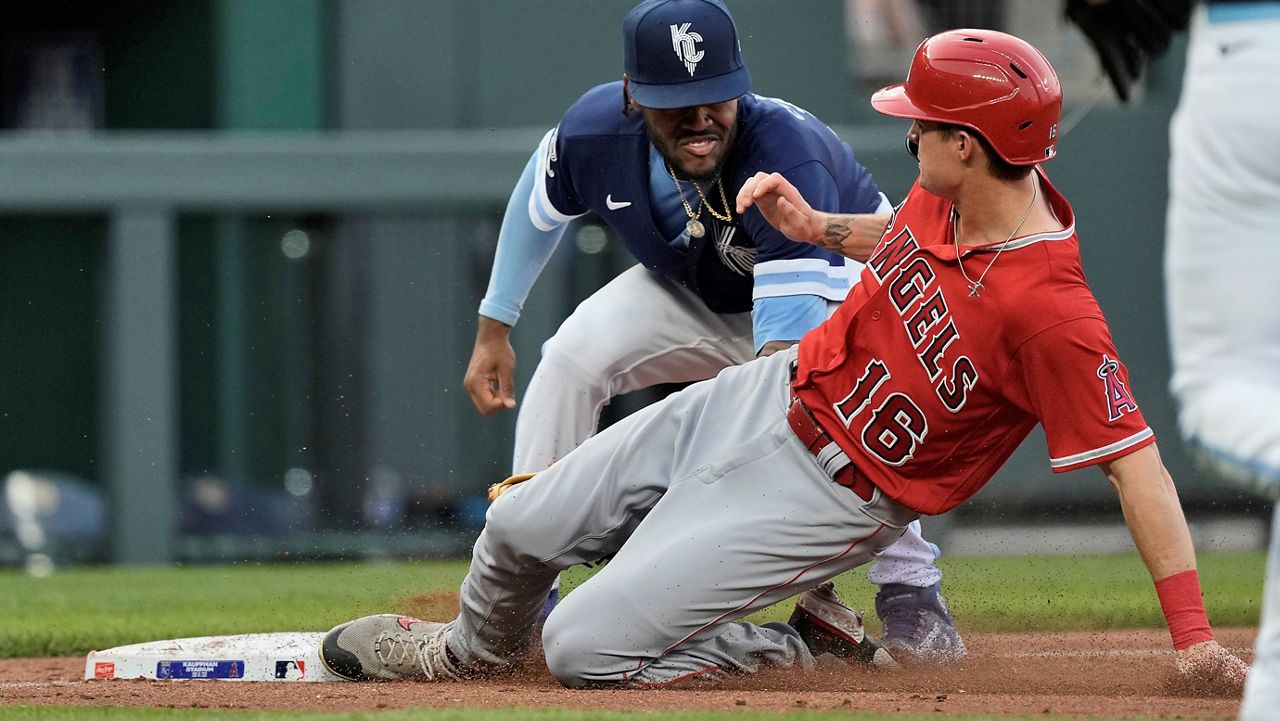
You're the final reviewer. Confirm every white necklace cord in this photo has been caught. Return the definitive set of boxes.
[954,179,1039,299]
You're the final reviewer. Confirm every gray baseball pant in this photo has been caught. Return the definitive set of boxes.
[447,348,919,687]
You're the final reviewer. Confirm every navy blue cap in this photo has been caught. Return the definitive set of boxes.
[623,0,752,109]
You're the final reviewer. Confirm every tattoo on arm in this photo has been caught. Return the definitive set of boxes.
[818,218,853,253]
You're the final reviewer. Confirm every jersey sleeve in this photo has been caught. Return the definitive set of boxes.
[479,151,570,327]
[1014,317,1155,472]
[751,294,827,352]
[745,160,884,303]
[528,126,589,231]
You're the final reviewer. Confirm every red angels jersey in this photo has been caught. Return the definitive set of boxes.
[794,171,1154,515]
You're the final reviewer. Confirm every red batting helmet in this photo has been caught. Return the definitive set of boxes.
[871,29,1062,165]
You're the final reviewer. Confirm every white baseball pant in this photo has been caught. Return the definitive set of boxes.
[1164,8,1280,719]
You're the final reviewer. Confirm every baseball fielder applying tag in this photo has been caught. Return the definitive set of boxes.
[320,27,1248,693]
[462,0,963,663]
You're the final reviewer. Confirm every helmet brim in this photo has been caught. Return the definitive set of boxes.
[870,83,933,121]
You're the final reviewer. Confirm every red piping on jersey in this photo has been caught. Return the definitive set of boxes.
[626,522,890,682]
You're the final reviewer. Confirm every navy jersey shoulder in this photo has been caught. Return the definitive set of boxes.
[731,93,880,216]
[558,81,644,142]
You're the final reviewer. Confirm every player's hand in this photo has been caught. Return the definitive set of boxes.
[1173,640,1249,696]
[464,316,517,416]
[1065,0,1193,103]
[736,171,822,243]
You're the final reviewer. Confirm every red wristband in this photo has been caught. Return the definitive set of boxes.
[1154,569,1214,650]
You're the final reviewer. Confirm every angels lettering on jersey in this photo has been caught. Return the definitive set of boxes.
[828,225,977,467]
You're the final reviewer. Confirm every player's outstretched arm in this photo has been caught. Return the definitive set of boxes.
[1099,443,1249,695]
[463,315,518,415]
[736,171,889,262]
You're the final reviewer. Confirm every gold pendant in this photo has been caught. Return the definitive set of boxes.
[687,219,705,239]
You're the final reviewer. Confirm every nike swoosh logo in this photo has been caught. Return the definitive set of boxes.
[606,195,631,211]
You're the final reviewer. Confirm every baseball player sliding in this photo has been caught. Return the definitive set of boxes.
[319,28,1248,693]
[461,0,963,662]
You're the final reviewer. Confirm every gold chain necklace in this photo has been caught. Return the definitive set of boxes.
[665,160,733,239]
[954,180,1038,299]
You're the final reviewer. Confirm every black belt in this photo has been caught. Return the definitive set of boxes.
[785,392,875,503]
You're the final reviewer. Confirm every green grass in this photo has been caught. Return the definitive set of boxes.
[0,554,1260,721]
[0,552,1263,659]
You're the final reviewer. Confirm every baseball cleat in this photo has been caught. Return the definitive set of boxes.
[319,614,466,681]
[874,582,967,665]
[789,582,899,669]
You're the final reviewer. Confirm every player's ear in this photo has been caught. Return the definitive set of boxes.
[622,75,634,116]
[954,129,978,165]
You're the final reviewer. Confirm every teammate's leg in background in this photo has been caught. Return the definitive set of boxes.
[1241,507,1280,721]
[1163,10,1280,717]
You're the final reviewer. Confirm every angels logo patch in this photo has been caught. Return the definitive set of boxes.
[1096,354,1138,422]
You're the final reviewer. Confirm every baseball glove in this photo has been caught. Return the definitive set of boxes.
[487,472,537,503]
[1065,0,1193,102]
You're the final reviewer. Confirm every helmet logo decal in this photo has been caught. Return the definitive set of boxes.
[670,23,705,76]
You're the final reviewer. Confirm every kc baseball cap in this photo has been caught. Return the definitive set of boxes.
[623,0,752,109]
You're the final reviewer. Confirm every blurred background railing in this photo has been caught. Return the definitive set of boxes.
[0,0,1265,571]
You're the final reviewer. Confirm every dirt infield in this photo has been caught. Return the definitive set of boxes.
[0,628,1253,718]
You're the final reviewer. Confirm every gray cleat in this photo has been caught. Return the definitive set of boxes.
[319,614,465,681]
